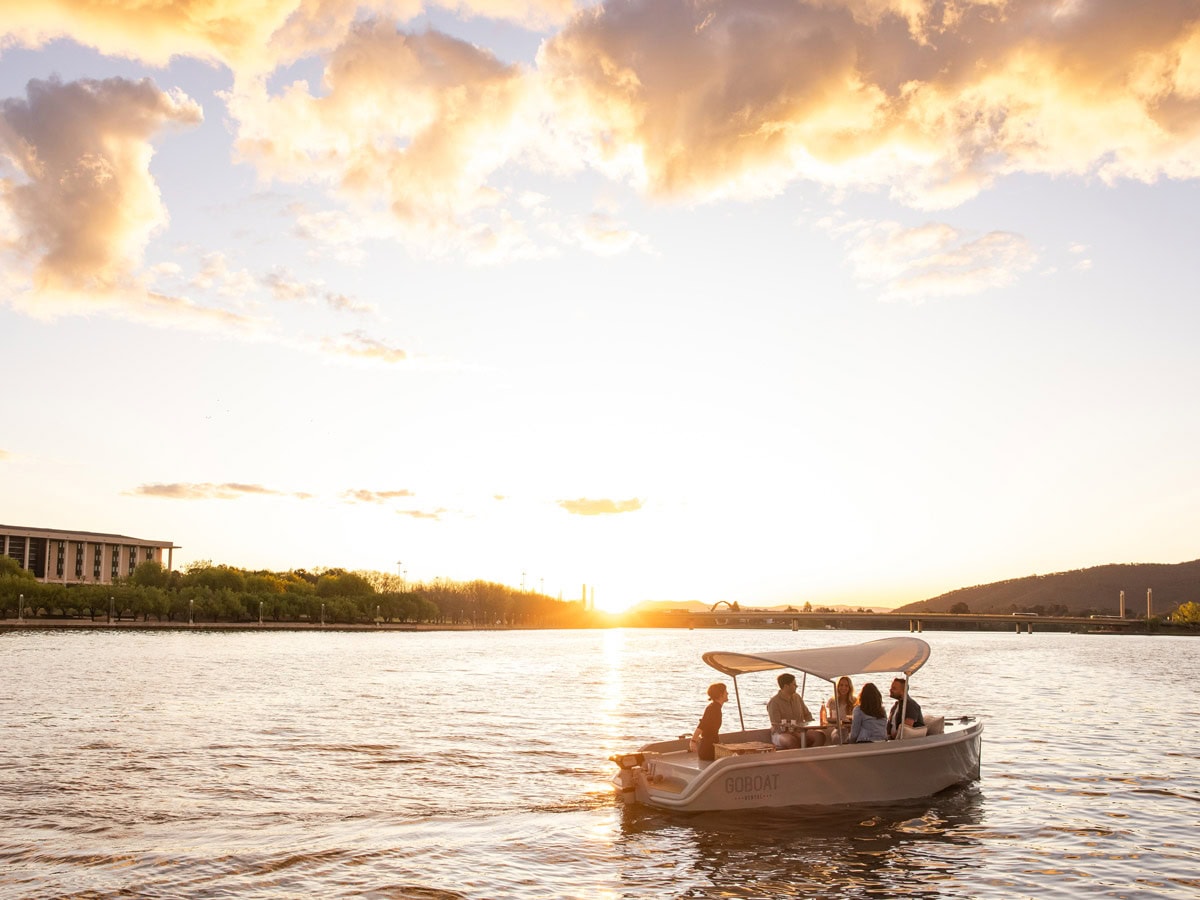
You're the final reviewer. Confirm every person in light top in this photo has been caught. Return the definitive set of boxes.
[825,675,858,724]
[849,682,888,743]
[767,672,826,749]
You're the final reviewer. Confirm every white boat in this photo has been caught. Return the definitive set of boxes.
[610,636,982,811]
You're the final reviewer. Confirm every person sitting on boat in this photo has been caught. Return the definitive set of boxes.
[823,675,858,744]
[767,672,826,749]
[825,675,858,724]
[887,677,925,739]
[689,682,728,762]
[849,682,888,743]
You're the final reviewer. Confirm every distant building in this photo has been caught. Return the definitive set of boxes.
[0,524,178,585]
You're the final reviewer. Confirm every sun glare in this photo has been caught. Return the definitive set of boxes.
[593,593,637,614]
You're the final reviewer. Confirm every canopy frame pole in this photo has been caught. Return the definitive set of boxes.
[833,679,844,739]
[732,675,745,731]
[799,672,808,748]
[897,684,910,740]
[724,676,744,734]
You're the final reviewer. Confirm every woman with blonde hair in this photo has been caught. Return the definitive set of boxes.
[825,675,858,724]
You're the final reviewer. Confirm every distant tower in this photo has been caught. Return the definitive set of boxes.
[1147,588,1153,618]
[581,583,587,607]
[1119,590,1125,618]
[590,586,595,610]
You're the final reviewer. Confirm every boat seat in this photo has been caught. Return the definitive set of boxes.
[925,715,944,735]
[899,724,927,739]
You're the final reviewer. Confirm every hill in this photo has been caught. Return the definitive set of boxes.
[894,560,1200,616]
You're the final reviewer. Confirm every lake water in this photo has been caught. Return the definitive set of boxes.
[1,627,1197,898]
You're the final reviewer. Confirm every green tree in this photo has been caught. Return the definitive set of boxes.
[0,556,37,616]
[1172,601,1200,624]
[184,564,247,592]
[316,571,375,599]
[0,556,36,580]
[246,573,286,595]
[130,560,169,588]
[72,584,110,621]
[949,601,970,614]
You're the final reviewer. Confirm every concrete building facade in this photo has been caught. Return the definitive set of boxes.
[0,524,177,585]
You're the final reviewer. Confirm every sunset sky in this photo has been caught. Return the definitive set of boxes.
[3,1,1199,612]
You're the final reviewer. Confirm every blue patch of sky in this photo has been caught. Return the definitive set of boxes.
[0,38,174,93]
[266,55,329,97]
[409,8,548,66]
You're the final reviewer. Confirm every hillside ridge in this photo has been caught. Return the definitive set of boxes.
[894,559,1200,616]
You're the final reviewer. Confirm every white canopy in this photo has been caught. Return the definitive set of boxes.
[702,637,931,681]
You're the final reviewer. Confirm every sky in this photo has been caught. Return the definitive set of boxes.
[2,1,1199,613]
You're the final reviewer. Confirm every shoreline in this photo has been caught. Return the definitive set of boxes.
[0,618,523,633]
[1,616,1193,636]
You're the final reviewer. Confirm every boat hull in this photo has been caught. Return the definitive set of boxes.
[621,721,983,812]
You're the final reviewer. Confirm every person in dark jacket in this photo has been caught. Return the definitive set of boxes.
[887,677,924,738]
[690,682,728,761]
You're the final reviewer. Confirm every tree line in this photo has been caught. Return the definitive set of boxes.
[0,557,598,628]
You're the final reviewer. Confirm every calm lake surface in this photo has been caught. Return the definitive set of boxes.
[1,627,1198,898]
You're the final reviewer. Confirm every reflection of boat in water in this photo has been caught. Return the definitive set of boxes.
[611,637,983,812]
[617,783,987,894]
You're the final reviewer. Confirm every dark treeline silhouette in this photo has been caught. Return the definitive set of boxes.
[0,557,596,627]
[895,560,1200,618]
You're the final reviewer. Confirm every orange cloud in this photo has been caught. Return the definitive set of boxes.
[226,21,529,232]
[6,0,1199,289]
[539,0,1200,207]
[558,497,643,516]
[398,508,446,520]
[192,252,257,299]
[342,489,417,503]
[130,482,312,500]
[319,330,407,363]
[820,217,1038,302]
[0,1,573,75]
[0,77,202,300]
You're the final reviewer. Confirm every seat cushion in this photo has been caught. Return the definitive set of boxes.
[925,715,945,735]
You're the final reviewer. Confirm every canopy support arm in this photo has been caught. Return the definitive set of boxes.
[732,674,745,731]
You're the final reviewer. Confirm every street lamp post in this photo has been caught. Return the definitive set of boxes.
[259,600,264,625]
[321,603,325,626]
[109,595,114,624]
[189,597,194,626]
[17,593,23,623]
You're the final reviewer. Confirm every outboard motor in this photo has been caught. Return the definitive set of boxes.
[609,752,645,799]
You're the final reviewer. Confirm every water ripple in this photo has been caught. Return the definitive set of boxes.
[2,629,1199,898]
